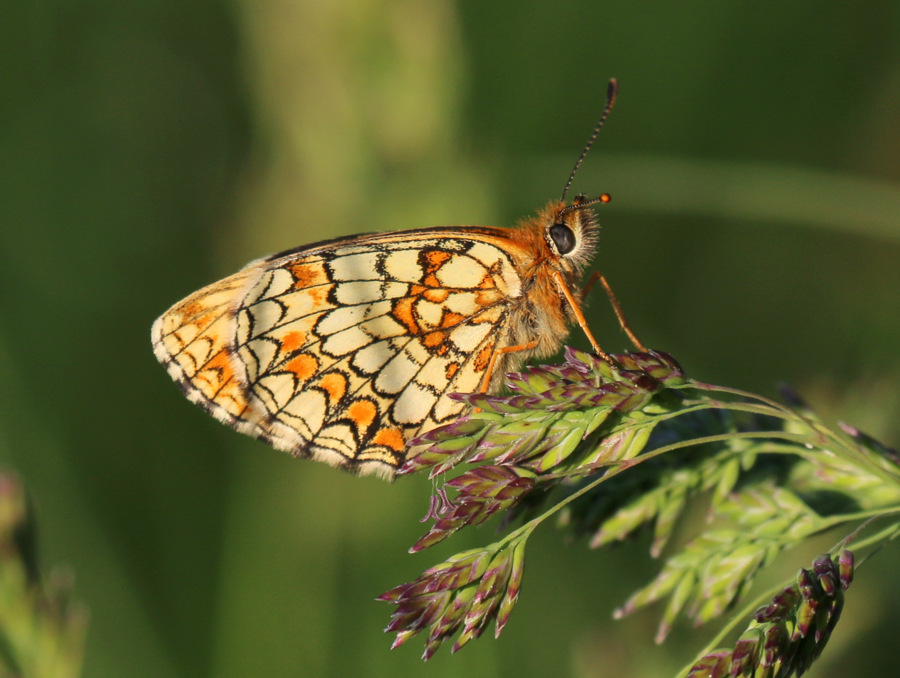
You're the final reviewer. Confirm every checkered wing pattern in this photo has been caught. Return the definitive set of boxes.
[151,229,528,478]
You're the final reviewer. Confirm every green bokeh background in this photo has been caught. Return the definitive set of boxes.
[3,1,899,676]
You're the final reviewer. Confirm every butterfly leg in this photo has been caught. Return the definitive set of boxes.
[582,271,647,352]
[478,339,540,393]
[552,270,615,364]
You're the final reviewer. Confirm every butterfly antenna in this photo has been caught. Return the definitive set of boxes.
[560,78,618,203]
[558,191,611,219]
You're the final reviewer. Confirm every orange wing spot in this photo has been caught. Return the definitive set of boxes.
[204,349,235,384]
[477,273,496,289]
[423,287,450,303]
[473,343,494,373]
[410,284,428,297]
[422,249,453,287]
[423,330,445,348]
[284,353,319,382]
[280,330,307,354]
[445,362,460,380]
[347,398,378,430]
[317,372,347,403]
[439,311,466,330]
[475,288,503,307]
[391,297,420,335]
[308,286,330,305]
[290,262,329,289]
[423,249,452,271]
[373,427,405,452]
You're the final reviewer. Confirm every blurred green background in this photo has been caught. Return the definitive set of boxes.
[2,1,899,676]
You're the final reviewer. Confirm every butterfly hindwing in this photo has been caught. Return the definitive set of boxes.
[152,228,528,478]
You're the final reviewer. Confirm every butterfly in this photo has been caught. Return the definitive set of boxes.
[151,79,643,480]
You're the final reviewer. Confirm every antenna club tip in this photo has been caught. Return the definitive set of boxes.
[600,193,611,203]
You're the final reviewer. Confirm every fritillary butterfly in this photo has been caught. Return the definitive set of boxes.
[151,79,641,479]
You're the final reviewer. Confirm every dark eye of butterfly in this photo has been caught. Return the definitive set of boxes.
[549,223,576,254]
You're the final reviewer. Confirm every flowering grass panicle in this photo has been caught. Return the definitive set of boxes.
[378,347,900,675]
[688,551,854,677]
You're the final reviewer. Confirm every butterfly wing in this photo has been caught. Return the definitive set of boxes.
[152,228,530,478]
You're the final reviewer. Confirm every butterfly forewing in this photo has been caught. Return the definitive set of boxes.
[152,227,538,478]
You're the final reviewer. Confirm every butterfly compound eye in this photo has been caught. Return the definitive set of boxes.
[549,223,577,254]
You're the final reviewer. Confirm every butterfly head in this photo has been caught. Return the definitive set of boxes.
[541,192,609,275]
